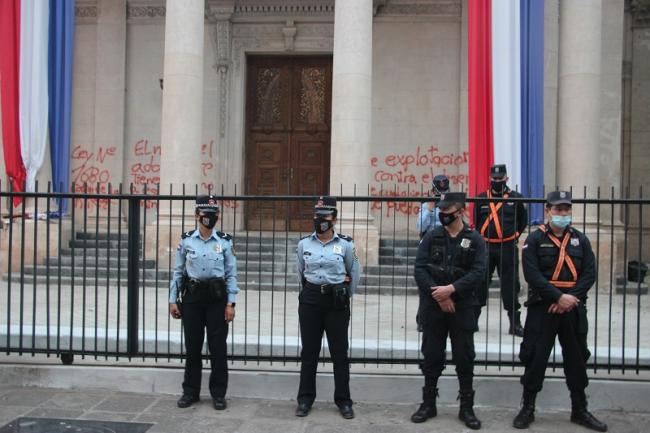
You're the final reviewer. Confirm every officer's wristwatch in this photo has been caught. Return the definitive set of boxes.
[227,302,236,308]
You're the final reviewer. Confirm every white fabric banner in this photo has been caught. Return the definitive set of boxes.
[19,0,50,192]
[491,0,522,191]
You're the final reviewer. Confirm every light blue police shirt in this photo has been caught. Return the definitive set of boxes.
[169,229,240,303]
[296,232,361,295]
[417,202,440,235]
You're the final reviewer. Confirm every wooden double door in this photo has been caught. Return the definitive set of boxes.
[245,56,332,231]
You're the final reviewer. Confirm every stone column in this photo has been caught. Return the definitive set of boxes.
[330,0,378,264]
[556,0,602,198]
[154,0,205,265]
[159,0,205,197]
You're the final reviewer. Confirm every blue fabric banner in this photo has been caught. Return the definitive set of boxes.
[520,0,544,224]
[48,0,75,214]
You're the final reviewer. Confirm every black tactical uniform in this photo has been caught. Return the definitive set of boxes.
[413,192,486,430]
[474,164,527,336]
[514,191,607,432]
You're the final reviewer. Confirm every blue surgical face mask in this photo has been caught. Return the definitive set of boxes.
[550,215,571,229]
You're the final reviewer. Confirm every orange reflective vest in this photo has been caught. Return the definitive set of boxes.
[538,225,578,289]
[479,190,520,243]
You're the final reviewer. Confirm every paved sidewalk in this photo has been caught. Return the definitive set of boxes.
[0,385,647,433]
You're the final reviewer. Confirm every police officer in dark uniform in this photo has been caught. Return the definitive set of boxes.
[169,195,239,410]
[513,191,607,432]
[295,196,360,419]
[417,174,450,239]
[474,164,527,336]
[412,192,486,430]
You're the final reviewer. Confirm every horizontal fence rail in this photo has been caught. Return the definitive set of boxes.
[0,182,648,375]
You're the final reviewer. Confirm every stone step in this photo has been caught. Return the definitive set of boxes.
[47,257,157,269]
[379,238,419,248]
[69,239,139,249]
[380,246,418,256]
[75,232,130,241]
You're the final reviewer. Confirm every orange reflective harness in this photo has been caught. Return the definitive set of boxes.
[480,190,520,243]
[538,225,578,290]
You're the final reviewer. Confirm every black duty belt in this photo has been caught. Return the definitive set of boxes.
[304,281,344,295]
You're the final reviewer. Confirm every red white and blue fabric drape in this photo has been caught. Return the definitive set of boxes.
[0,0,75,209]
[468,0,544,223]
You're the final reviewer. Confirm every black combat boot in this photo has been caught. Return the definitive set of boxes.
[410,387,438,423]
[458,390,481,430]
[570,391,608,432]
[513,390,536,429]
[508,312,524,337]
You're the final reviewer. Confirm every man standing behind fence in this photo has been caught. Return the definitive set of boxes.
[412,192,486,430]
[295,196,360,419]
[417,174,450,239]
[513,191,607,431]
[473,164,527,336]
[169,195,239,410]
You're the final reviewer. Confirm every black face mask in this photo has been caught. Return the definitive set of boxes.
[314,216,333,234]
[199,213,218,229]
[491,180,506,194]
[438,211,458,226]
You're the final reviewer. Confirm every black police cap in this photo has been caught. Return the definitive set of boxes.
[490,164,507,179]
[314,196,337,215]
[432,174,450,193]
[547,190,572,206]
[437,192,466,209]
[195,195,220,212]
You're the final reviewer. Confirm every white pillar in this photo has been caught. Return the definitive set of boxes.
[330,0,377,263]
[556,0,602,196]
[330,0,373,195]
[160,0,205,195]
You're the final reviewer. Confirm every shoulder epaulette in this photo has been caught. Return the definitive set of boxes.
[338,234,354,242]
[300,234,311,240]
[216,231,232,241]
[181,229,196,239]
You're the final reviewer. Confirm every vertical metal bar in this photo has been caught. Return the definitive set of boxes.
[105,184,112,359]
[56,182,63,354]
[377,186,384,364]
[116,184,123,357]
[142,184,148,358]
[231,184,238,362]
[167,184,173,361]
[94,183,100,358]
[69,185,76,354]
[46,182,52,355]
[257,197,262,364]
[6,184,14,354]
[363,185,370,364]
[18,185,27,355]
[127,197,141,358]
[607,187,615,373]
[390,185,397,364]
[350,185,358,361]
[635,186,643,374]
[282,187,289,364]
[31,181,39,355]
[243,193,250,364]
[270,189,277,363]
[82,183,88,358]
[622,187,630,373]
[404,185,411,365]
[594,187,601,373]
[155,183,161,361]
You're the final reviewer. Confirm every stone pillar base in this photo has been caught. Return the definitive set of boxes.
[336,215,379,266]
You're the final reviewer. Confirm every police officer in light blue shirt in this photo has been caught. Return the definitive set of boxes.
[169,195,239,411]
[417,174,450,238]
[295,196,360,420]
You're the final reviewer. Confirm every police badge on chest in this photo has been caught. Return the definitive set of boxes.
[460,238,472,249]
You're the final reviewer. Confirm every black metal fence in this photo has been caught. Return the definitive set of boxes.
[0,182,648,375]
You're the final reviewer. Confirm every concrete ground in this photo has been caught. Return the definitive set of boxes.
[0,383,648,433]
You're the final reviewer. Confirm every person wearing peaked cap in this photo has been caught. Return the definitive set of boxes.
[514,191,607,432]
[473,163,528,337]
[295,196,361,420]
[169,195,240,411]
[417,174,451,239]
[412,191,486,430]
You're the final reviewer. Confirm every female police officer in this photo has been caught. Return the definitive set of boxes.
[295,196,360,419]
[169,195,239,410]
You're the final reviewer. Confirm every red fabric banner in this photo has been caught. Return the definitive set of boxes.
[468,0,493,220]
[0,0,26,206]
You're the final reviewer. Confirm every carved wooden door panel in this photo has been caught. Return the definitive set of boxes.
[246,56,332,232]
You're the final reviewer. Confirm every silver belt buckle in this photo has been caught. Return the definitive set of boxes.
[320,284,327,294]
